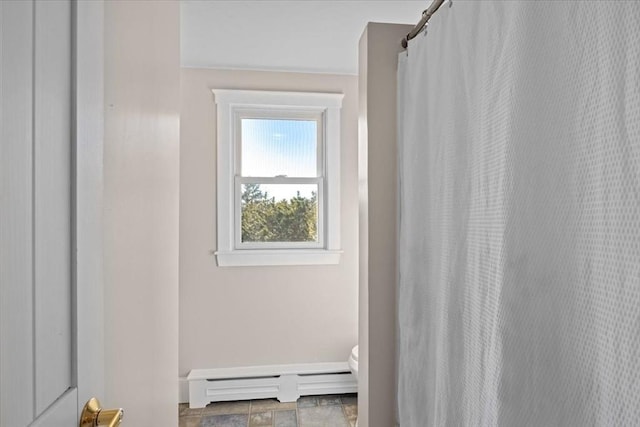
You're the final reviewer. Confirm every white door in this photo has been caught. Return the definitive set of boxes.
[0,1,105,425]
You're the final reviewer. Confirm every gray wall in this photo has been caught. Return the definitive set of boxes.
[179,68,359,384]
[359,22,412,427]
[104,1,180,424]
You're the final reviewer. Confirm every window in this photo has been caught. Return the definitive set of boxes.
[213,89,343,266]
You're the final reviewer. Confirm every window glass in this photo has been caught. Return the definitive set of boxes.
[241,118,317,177]
[240,183,318,243]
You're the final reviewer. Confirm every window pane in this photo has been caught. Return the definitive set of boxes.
[241,183,318,243]
[241,118,317,177]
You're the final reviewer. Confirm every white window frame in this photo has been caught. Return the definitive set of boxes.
[213,89,343,266]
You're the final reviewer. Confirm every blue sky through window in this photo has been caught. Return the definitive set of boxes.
[241,118,318,200]
[242,183,317,204]
[241,118,317,177]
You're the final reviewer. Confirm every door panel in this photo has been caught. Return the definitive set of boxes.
[0,1,36,425]
[34,0,73,415]
[31,389,77,427]
[0,0,90,425]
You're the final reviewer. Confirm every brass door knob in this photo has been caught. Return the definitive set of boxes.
[80,398,124,427]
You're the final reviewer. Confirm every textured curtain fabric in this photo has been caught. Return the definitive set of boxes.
[397,2,640,426]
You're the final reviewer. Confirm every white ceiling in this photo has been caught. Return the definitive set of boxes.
[180,1,426,75]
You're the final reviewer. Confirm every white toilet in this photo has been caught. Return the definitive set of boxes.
[348,345,359,380]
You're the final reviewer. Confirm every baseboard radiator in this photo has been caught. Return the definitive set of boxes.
[187,362,357,409]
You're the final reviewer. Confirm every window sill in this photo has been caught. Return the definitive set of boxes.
[215,249,342,267]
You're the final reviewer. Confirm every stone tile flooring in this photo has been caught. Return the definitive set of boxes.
[179,394,357,427]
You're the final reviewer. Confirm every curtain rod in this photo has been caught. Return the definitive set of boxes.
[401,0,445,48]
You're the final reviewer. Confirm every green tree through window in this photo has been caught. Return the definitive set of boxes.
[241,184,318,243]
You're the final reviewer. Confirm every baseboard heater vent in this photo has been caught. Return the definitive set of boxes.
[187,362,356,408]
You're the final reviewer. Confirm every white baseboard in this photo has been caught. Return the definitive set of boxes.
[179,377,189,403]
[187,362,357,409]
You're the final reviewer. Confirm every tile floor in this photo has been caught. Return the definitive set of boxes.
[179,394,357,427]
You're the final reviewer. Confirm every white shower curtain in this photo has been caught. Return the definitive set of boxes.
[397,2,640,426]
